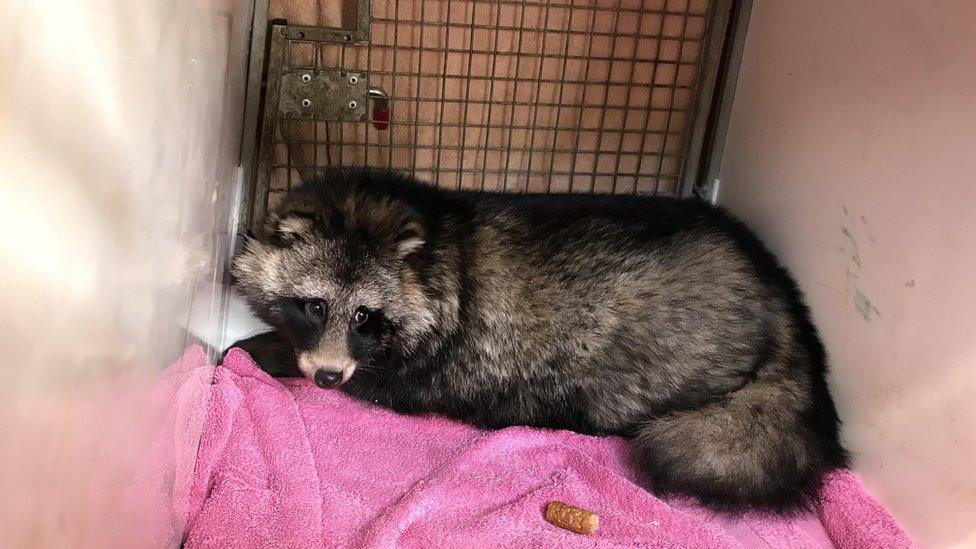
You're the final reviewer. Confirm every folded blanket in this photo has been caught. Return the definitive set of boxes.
[174,347,913,548]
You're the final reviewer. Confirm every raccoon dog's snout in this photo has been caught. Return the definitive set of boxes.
[313,369,343,388]
[298,351,356,388]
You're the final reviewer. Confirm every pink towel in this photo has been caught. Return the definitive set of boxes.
[170,346,913,548]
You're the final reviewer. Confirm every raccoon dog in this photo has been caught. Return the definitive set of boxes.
[232,168,847,512]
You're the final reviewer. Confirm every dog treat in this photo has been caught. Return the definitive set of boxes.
[544,501,599,535]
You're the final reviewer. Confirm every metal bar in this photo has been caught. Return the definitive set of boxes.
[334,95,693,109]
[654,4,693,195]
[566,2,602,192]
[457,0,479,189]
[278,123,686,139]
[286,120,293,188]
[288,140,684,154]
[252,23,288,227]
[338,43,346,166]
[700,0,752,201]
[370,24,700,49]
[609,0,648,194]
[478,1,506,190]
[361,45,702,68]
[356,0,371,42]
[314,44,321,170]
[433,0,456,184]
[588,2,624,192]
[325,122,334,165]
[410,1,428,176]
[321,43,334,167]
[523,0,555,192]
[500,0,528,192]
[282,2,371,45]
[237,0,270,232]
[371,3,702,21]
[282,164,682,178]
[351,69,696,90]
[283,33,292,190]
[679,0,742,199]
[284,25,360,44]
[387,0,402,168]
[545,0,580,192]
[632,10,669,194]
[270,168,676,179]
[364,30,374,166]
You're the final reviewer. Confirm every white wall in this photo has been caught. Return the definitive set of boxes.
[0,0,252,546]
[718,1,976,546]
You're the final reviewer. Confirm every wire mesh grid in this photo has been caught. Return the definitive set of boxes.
[266,0,713,211]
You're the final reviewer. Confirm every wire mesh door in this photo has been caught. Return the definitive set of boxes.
[244,0,734,230]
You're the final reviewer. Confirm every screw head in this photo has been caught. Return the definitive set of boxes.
[301,99,312,108]
[301,73,311,83]
[348,100,358,110]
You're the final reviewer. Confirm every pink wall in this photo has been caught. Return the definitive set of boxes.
[718,1,976,546]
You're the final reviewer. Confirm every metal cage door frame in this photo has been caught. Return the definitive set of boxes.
[237,0,751,232]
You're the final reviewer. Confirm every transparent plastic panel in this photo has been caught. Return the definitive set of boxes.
[0,0,252,545]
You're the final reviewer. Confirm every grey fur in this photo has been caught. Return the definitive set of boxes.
[232,168,847,511]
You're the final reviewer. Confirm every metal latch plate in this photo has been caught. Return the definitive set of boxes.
[279,70,368,121]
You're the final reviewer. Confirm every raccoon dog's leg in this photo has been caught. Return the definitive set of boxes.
[229,331,302,378]
[631,349,845,511]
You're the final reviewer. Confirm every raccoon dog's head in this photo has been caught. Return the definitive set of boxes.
[232,174,434,388]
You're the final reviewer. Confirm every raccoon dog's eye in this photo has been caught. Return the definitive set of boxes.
[352,306,370,326]
[304,300,327,319]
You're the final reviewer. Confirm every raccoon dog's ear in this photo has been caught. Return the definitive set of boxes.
[368,198,425,260]
[260,211,316,247]
[393,220,425,259]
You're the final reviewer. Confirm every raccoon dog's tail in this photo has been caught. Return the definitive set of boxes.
[631,350,847,512]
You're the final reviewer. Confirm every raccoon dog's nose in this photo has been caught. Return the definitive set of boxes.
[314,369,343,388]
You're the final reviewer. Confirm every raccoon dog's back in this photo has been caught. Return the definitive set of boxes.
[232,168,848,512]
